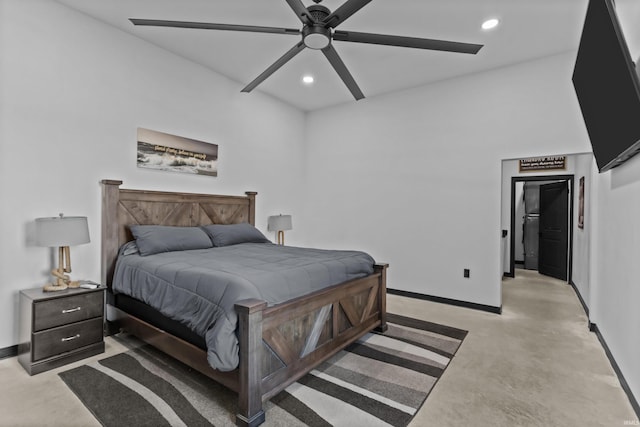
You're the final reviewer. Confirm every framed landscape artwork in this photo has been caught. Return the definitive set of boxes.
[137,128,218,177]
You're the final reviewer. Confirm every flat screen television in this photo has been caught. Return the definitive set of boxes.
[572,0,640,172]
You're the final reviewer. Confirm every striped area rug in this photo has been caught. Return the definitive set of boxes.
[59,313,467,426]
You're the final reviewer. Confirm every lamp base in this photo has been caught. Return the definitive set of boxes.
[43,283,68,292]
[43,280,81,292]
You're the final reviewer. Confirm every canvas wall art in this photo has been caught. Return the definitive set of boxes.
[137,128,218,177]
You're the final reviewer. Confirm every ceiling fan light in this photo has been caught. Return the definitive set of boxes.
[482,18,500,30]
[303,26,331,50]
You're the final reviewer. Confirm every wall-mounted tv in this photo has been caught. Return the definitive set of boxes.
[572,0,640,172]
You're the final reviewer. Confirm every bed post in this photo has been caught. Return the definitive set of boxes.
[374,263,389,333]
[101,180,122,289]
[235,298,268,427]
[245,192,257,226]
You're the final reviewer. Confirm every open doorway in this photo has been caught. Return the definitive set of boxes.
[507,174,574,281]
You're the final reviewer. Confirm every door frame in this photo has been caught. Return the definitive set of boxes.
[507,174,574,280]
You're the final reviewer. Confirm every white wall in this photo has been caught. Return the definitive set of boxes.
[571,154,594,307]
[595,0,640,402]
[617,0,640,61]
[303,53,591,309]
[590,155,640,406]
[0,0,306,348]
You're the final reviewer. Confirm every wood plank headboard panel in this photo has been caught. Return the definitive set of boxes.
[101,180,257,288]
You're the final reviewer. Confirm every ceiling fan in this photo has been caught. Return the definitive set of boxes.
[130,0,483,100]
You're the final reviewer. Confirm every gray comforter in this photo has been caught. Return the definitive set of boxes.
[112,242,375,371]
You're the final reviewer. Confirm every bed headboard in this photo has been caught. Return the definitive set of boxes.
[101,179,257,288]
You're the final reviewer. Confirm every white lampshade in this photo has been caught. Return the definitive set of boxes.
[36,214,90,247]
[268,214,292,232]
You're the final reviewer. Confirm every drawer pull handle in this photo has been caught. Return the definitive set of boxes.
[62,307,81,314]
[61,334,80,342]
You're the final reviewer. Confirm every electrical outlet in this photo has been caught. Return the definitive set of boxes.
[464,269,470,278]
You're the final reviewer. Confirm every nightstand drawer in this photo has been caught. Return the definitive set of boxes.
[32,317,104,361]
[33,291,103,331]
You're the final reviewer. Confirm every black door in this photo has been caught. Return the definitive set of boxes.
[538,181,569,280]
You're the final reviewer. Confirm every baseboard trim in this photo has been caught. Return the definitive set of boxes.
[569,280,590,317]
[590,323,640,419]
[0,345,18,360]
[387,288,502,314]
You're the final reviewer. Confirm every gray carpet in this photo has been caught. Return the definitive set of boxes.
[59,313,466,426]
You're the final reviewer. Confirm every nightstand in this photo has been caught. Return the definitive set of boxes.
[18,286,105,375]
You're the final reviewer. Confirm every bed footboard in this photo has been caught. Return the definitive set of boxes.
[235,263,388,426]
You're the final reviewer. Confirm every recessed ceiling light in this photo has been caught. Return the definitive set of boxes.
[302,75,314,85]
[482,18,500,30]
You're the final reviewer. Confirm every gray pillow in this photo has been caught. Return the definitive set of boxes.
[201,223,271,247]
[129,225,213,256]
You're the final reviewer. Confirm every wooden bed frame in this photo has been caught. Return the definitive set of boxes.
[101,180,388,426]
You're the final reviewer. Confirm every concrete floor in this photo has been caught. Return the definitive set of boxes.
[0,269,637,426]
[400,270,638,427]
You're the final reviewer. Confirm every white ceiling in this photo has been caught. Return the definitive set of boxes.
[56,0,593,111]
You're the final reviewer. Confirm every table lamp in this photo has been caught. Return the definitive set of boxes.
[267,214,292,245]
[36,214,90,292]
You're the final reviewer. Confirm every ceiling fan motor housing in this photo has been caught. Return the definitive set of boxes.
[303,5,331,49]
[307,4,330,22]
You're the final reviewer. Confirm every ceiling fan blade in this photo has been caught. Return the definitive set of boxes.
[321,44,364,100]
[323,0,372,28]
[333,30,483,54]
[285,0,314,24]
[130,19,300,36]
[242,41,306,93]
